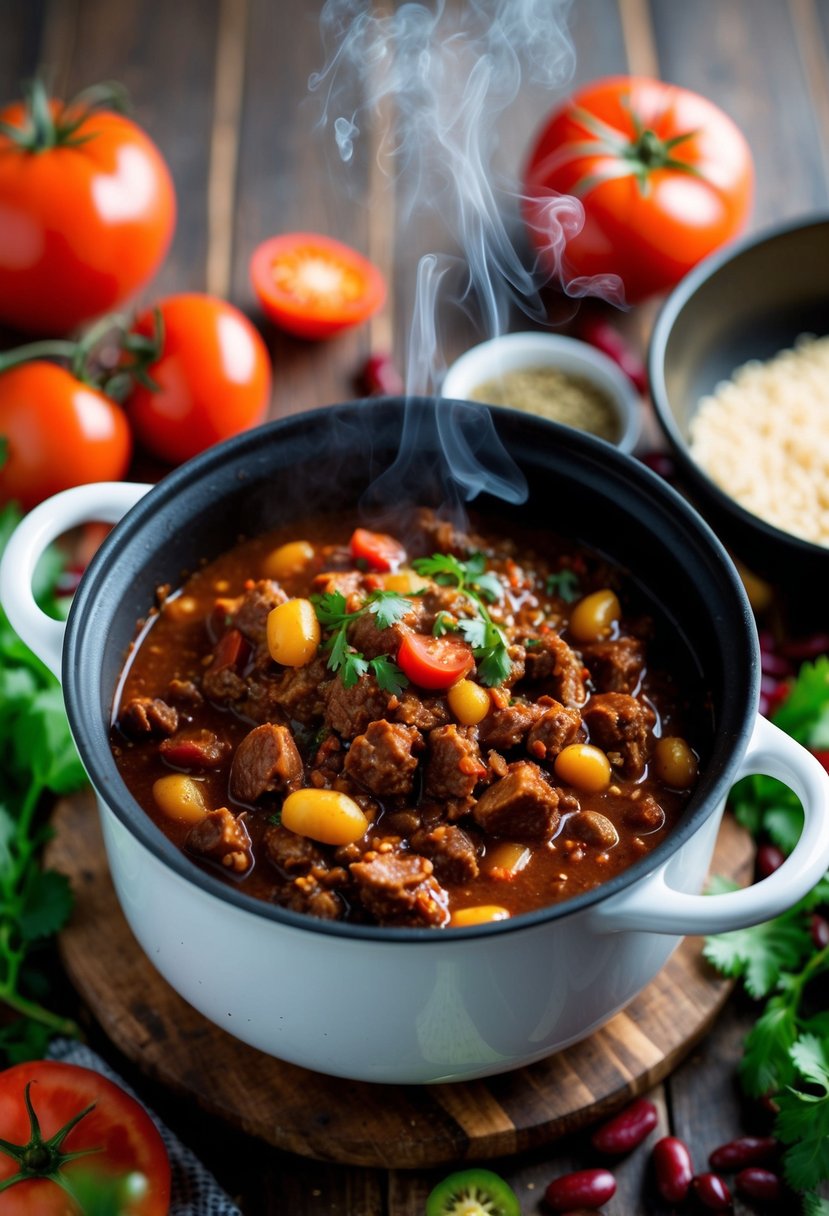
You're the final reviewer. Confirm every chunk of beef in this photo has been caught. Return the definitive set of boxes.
[263,826,347,920]
[411,507,473,557]
[119,696,178,738]
[522,632,586,706]
[233,579,287,646]
[267,655,330,726]
[424,724,487,802]
[623,792,665,832]
[310,569,365,606]
[473,761,562,842]
[263,823,328,874]
[582,636,645,694]
[167,678,203,706]
[160,728,230,769]
[526,699,583,761]
[389,691,450,731]
[230,723,303,804]
[347,598,424,659]
[283,880,344,920]
[582,692,655,778]
[201,628,250,704]
[477,697,543,751]
[564,810,619,849]
[410,824,479,884]
[309,733,345,786]
[325,674,390,739]
[187,808,252,873]
[343,719,422,796]
[349,850,448,927]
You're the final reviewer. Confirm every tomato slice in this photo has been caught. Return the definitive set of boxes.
[349,527,406,572]
[398,633,474,689]
[426,1168,521,1216]
[250,233,386,340]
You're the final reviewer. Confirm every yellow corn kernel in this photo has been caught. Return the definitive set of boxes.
[652,736,698,789]
[281,788,368,846]
[382,570,430,594]
[262,540,315,581]
[555,743,612,792]
[447,678,490,726]
[482,841,531,878]
[450,905,510,927]
[568,588,621,643]
[267,598,321,667]
[153,775,208,824]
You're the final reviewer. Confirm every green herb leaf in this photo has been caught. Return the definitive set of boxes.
[412,552,468,586]
[457,618,488,649]
[803,1193,829,1216]
[703,912,810,999]
[476,640,513,688]
[340,651,369,688]
[18,868,73,942]
[370,655,409,697]
[546,569,581,602]
[739,995,799,1096]
[368,591,412,630]
[776,1035,829,1192]
[432,611,455,638]
[312,590,349,628]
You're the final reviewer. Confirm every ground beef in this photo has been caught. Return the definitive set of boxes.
[424,724,487,802]
[343,719,422,796]
[522,632,587,706]
[267,656,330,726]
[229,723,303,804]
[582,636,645,694]
[349,850,448,927]
[410,824,479,884]
[187,808,252,874]
[166,678,203,706]
[526,699,583,761]
[473,761,562,841]
[119,697,179,738]
[477,698,543,750]
[582,692,655,778]
[389,691,450,731]
[309,734,345,786]
[159,728,229,769]
[325,674,391,739]
[263,824,328,874]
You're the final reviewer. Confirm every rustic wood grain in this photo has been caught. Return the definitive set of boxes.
[45,791,752,1170]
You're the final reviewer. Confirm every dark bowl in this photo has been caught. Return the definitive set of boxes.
[648,214,829,622]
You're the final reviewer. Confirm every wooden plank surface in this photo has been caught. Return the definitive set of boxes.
[4,0,829,1211]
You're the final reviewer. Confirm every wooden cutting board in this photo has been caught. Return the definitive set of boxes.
[46,791,752,1169]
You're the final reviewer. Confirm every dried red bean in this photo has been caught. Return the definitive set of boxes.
[356,353,404,396]
[691,1172,732,1210]
[709,1135,779,1171]
[811,912,829,949]
[590,1097,658,1155]
[544,1168,616,1211]
[652,1136,694,1203]
[735,1167,783,1203]
[756,843,785,881]
[576,315,648,394]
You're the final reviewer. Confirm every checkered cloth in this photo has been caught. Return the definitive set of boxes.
[47,1038,242,1215]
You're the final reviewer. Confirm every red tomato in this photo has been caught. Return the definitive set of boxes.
[398,633,474,689]
[250,233,386,340]
[126,294,271,465]
[0,92,175,335]
[0,1060,170,1215]
[523,76,754,303]
[0,363,131,510]
[349,527,406,572]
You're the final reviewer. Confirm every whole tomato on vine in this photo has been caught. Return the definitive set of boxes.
[0,80,176,335]
[523,76,754,303]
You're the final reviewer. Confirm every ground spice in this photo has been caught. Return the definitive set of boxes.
[469,366,620,442]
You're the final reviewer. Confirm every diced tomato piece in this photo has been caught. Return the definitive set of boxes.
[349,527,406,572]
[208,628,249,673]
[397,633,474,689]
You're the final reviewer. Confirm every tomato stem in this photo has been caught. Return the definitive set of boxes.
[0,1082,100,1192]
[0,341,79,373]
[0,77,131,153]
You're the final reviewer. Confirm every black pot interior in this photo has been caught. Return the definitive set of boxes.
[64,398,758,937]
[649,216,829,597]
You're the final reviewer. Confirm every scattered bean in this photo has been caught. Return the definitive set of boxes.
[812,912,829,949]
[356,353,404,396]
[691,1172,732,1211]
[755,843,785,881]
[735,1167,783,1203]
[544,1168,616,1211]
[590,1097,658,1155]
[709,1135,779,1171]
[652,1136,694,1203]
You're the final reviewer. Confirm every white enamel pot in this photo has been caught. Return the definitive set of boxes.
[3,399,829,1085]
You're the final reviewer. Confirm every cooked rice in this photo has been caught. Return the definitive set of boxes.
[688,333,829,547]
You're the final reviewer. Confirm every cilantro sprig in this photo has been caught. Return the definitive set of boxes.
[311,588,410,694]
[704,656,829,1200]
[0,504,87,1063]
[412,552,512,686]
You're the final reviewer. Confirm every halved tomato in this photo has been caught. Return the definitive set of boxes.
[250,233,386,340]
[398,633,474,689]
[349,527,406,572]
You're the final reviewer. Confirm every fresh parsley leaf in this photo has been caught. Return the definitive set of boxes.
[18,868,73,941]
[412,552,509,686]
[340,651,369,688]
[739,995,799,1096]
[412,552,467,586]
[0,1017,54,1065]
[369,591,412,630]
[470,570,503,603]
[432,611,455,637]
[457,617,488,649]
[476,639,513,688]
[765,805,805,854]
[777,1034,829,1193]
[703,910,810,998]
[312,590,349,628]
[772,656,829,744]
[546,569,581,602]
[370,655,409,697]
[803,1194,829,1216]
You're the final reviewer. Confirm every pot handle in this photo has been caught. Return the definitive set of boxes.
[589,714,829,936]
[0,481,152,682]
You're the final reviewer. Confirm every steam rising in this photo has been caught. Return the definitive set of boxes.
[311,0,605,506]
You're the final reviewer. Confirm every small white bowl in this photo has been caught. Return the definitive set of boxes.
[441,331,642,453]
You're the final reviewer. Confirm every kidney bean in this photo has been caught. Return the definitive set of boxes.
[652,1136,694,1203]
[709,1135,779,1171]
[356,353,404,396]
[811,912,829,949]
[735,1167,783,1203]
[813,751,829,777]
[691,1172,732,1210]
[755,843,785,881]
[544,1168,616,1211]
[576,314,648,394]
[590,1097,658,1155]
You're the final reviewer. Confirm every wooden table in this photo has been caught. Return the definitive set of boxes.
[4,1,829,1212]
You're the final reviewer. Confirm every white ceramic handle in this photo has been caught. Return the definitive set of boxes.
[590,714,829,935]
[0,481,152,682]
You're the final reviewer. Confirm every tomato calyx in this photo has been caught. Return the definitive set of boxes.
[0,1081,101,1195]
[569,102,702,195]
[0,78,130,153]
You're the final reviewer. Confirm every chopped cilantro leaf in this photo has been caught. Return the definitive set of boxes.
[546,569,581,602]
[432,611,455,638]
[370,655,409,697]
